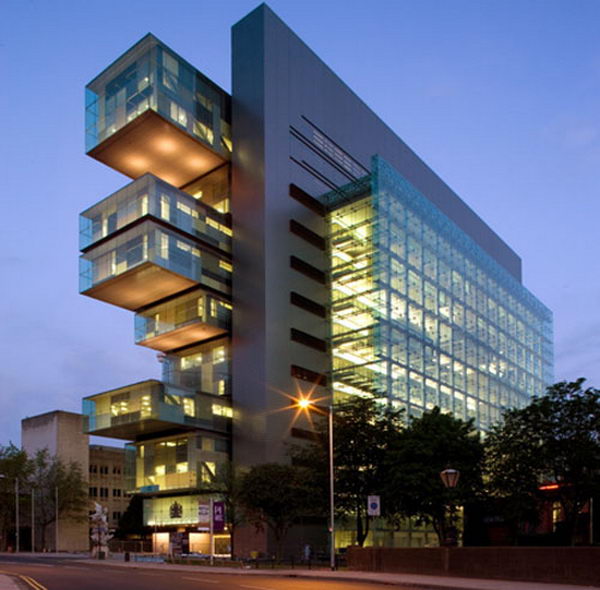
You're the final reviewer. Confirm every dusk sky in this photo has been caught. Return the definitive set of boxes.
[1,0,599,446]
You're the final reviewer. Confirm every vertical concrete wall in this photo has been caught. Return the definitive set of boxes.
[21,411,89,551]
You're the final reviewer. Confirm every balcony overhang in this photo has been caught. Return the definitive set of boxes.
[138,323,228,352]
[86,110,227,187]
[89,418,194,441]
[81,261,196,311]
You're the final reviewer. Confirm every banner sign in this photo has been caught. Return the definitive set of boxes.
[198,502,210,531]
[213,501,225,533]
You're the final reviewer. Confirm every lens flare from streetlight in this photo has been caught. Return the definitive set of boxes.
[265,381,329,432]
[297,397,313,410]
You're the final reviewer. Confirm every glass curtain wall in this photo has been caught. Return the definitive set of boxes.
[326,156,553,429]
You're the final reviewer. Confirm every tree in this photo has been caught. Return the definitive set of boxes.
[30,450,88,550]
[0,444,31,551]
[485,379,600,545]
[384,407,484,545]
[238,463,314,560]
[212,461,245,558]
[115,495,150,540]
[289,397,404,547]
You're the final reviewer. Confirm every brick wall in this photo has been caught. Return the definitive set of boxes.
[347,546,600,586]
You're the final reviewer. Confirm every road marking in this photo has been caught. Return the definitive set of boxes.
[0,570,45,590]
[239,585,275,590]
[181,577,219,583]
[19,574,48,590]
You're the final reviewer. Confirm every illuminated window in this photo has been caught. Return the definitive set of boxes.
[182,397,194,417]
[212,404,232,418]
[160,195,170,221]
[201,462,216,483]
[219,260,233,273]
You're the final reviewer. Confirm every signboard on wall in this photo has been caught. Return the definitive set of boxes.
[198,502,210,531]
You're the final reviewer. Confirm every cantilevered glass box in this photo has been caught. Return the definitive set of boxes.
[85,34,231,187]
[79,220,231,310]
[134,290,231,351]
[79,172,231,253]
[82,379,232,440]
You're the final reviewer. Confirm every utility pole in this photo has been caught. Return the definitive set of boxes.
[15,479,19,553]
[55,486,59,553]
[209,498,214,565]
[31,488,35,553]
[328,405,335,571]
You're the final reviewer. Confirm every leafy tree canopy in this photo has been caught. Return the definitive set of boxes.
[384,407,484,544]
[289,396,404,546]
[485,378,600,544]
[238,463,315,559]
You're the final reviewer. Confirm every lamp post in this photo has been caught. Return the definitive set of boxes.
[439,468,460,547]
[0,474,19,552]
[31,488,35,553]
[296,398,336,570]
[55,486,59,553]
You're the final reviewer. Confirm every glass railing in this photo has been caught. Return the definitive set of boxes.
[135,290,231,348]
[85,34,231,158]
[83,380,232,439]
[79,220,231,297]
[80,173,231,252]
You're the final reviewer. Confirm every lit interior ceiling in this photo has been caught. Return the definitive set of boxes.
[87,110,226,188]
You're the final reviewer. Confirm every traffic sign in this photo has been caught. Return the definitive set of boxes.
[367,495,381,516]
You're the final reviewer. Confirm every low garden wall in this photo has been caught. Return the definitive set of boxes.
[347,546,600,586]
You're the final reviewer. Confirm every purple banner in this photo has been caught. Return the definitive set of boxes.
[213,501,225,533]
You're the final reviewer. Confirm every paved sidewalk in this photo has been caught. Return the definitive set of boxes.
[0,575,19,590]
[77,558,600,590]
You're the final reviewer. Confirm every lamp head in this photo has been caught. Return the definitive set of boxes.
[440,468,460,488]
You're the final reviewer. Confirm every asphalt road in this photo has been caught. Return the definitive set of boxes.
[0,555,417,590]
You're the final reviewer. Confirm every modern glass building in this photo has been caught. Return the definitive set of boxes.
[79,5,552,555]
[326,157,552,430]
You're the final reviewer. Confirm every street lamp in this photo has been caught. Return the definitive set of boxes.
[439,468,460,547]
[294,396,335,571]
[440,468,460,489]
[0,474,19,553]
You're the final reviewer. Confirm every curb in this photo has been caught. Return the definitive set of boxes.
[73,560,515,590]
